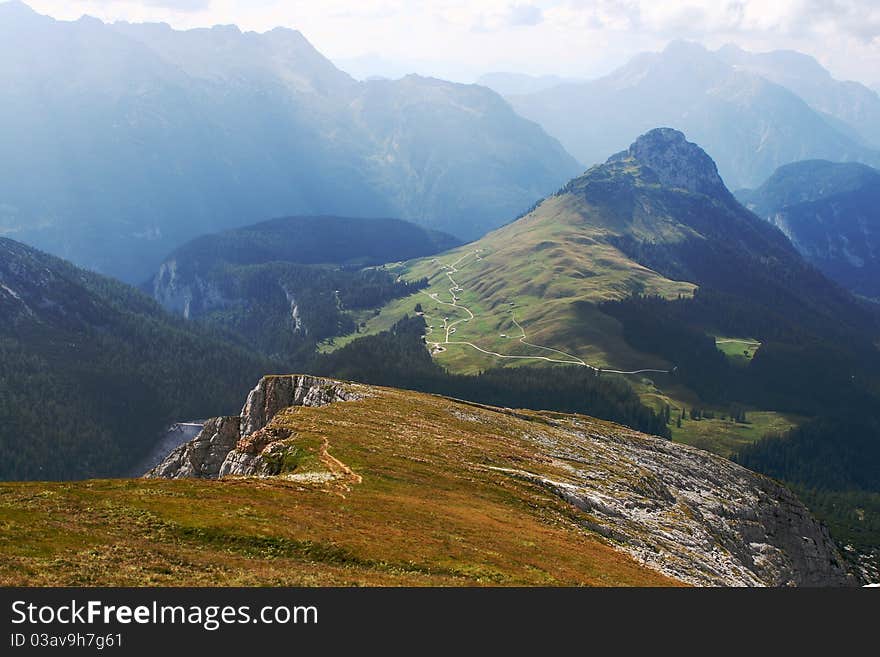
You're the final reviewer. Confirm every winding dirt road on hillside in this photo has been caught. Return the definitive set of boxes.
[420,250,673,376]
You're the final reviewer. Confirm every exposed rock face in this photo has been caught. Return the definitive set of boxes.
[494,415,853,587]
[147,375,364,479]
[239,374,360,436]
[151,259,229,320]
[612,127,730,198]
[146,417,239,479]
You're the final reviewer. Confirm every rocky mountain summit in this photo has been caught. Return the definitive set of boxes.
[0,3,578,281]
[148,376,855,586]
[611,127,730,199]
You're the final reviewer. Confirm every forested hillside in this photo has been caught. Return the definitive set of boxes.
[0,238,271,480]
[149,216,453,360]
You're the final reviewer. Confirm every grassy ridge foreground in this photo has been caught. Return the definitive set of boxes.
[0,388,678,587]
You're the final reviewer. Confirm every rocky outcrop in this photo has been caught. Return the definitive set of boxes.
[146,375,365,479]
[492,416,854,587]
[239,375,360,436]
[146,417,239,479]
[612,127,731,198]
[146,377,856,586]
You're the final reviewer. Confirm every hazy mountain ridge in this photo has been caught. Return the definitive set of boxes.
[715,44,880,148]
[504,41,880,189]
[153,215,460,276]
[0,2,578,282]
[737,160,880,298]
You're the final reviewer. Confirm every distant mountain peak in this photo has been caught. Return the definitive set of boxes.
[613,128,728,197]
[662,39,710,57]
[1,0,33,11]
[0,0,40,19]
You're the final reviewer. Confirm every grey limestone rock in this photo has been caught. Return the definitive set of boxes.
[146,375,364,479]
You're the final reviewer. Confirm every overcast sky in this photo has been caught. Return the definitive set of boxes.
[15,0,880,86]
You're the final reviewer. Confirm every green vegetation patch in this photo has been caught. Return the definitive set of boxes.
[715,336,761,365]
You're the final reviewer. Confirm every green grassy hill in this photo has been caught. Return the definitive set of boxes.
[329,185,696,374]
[323,130,879,465]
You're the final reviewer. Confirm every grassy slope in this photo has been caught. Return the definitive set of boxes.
[321,193,794,457]
[325,194,695,374]
[715,336,761,365]
[0,387,678,587]
[633,377,801,458]
[672,412,802,458]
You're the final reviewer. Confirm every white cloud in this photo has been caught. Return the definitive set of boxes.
[506,4,544,27]
[16,0,880,85]
[140,0,211,10]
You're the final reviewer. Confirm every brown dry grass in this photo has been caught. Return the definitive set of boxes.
[0,387,680,587]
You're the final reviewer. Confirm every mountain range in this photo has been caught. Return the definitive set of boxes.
[737,160,880,299]
[2,3,879,585]
[714,45,880,149]
[2,125,879,583]
[495,41,880,189]
[0,1,578,282]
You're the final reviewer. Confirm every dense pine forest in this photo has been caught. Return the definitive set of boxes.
[735,415,880,557]
[0,239,272,480]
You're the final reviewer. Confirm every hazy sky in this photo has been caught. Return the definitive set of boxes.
[15,0,880,86]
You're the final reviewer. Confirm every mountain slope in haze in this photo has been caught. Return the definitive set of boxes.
[736,160,880,299]
[0,237,270,481]
[715,44,880,148]
[477,72,581,96]
[0,2,578,282]
[19,373,844,587]
[149,216,458,359]
[154,215,460,278]
[505,41,880,189]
